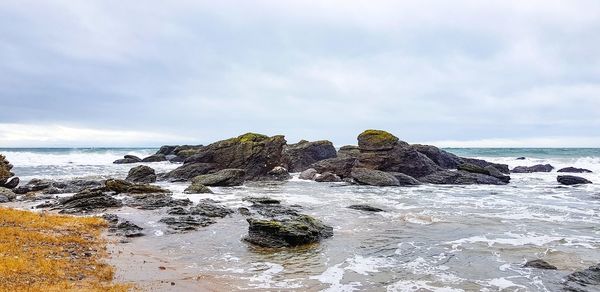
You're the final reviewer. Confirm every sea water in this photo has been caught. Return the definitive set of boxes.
[1,148,599,291]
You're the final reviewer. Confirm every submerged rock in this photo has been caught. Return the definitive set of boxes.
[419,170,506,185]
[159,216,216,232]
[191,169,245,186]
[347,204,384,212]
[563,263,600,292]
[189,200,234,218]
[512,164,554,173]
[350,168,399,186]
[113,155,142,164]
[557,175,592,186]
[57,189,123,214]
[457,163,511,184]
[243,196,281,205]
[184,182,213,194]
[299,168,318,180]
[558,167,593,173]
[126,165,157,183]
[282,140,337,172]
[243,215,333,248]
[523,259,557,270]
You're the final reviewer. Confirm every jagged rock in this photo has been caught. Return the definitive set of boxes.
[124,193,191,210]
[56,189,123,214]
[337,145,360,159]
[461,158,510,174]
[558,167,593,173]
[413,144,463,169]
[347,204,384,212]
[165,155,184,163]
[141,154,167,162]
[0,187,16,201]
[350,168,400,186]
[387,172,421,186]
[563,263,600,292]
[172,145,204,158]
[457,163,511,184]
[243,215,333,248]
[4,177,19,189]
[512,164,554,173]
[265,166,291,181]
[419,170,506,185]
[14,178,104,195]
[177,133,286,180]
[126,165,157,183]
[104,179,170,194]
[282,140,337,172]
[358,145,441,178]
[314,172,342,182]
[523,259,557,270]
[184,182,213,194]
[156,145,177,156]
[192,169,245,186]
[299,168,318,180]
[557,175,592,186]
[159,216,216,232]
[163,162,216,181]
[0,154,18,189]
[113,155,142,164]
[311,157,357,178]
[105,215,144,238]
[358,129,405,151]
[189,200,234,218]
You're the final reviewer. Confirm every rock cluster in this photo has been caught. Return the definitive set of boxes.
[0,154,19,197]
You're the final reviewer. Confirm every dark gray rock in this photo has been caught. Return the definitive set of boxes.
[457,163,511,184]
[0,154,17,188]
[243,215,333,248]
[184,182,213,194]
[558,167,593,173]
[156,145,177,156]
[299,168,318,180]
[56,189,123,214]
[191,169,245,186]
[348,204,384,212]
[419,170,506,185]
[243,196,281,205]
[113,155,142,164]
[126,165,157,183]
[190,200,234,218]
[337,145,360,159]
[163,162,216,182]
[314,172,342,182]
[265,166,291,181]
[512,164,554,173]
[124,193,191,210]
[141,154,167,162]
[516,157,526,160]
[159,216,216,232]
[282,140,337,172]
[4,177,19,189]
[523,259,557,270]
[563,263,600,292]
[387,172,421,186]
[350,168,400,186]
[413,144,463,169]
[0,195,9,203]
[0,187,16,201]
[311,157,357,178]
[14,178,104,195]
[357,145,441,178]
[103,179,170,194]
[557,175,592,186]
[461,158,510,174]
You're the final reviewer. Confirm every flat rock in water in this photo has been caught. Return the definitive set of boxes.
[56,189,123,214]
[243,196,281,205]
[419,170,506,185]
[159,216,216,232]
[347,204,384,212]
[184,182,213,194]
[243,215,333,248]
[511,164,554,173]
[299,168,318,180]
[124,193,191,210]
[523,259,557,270]
[558,167,593,173]
[104,179,170,194]
[557,175,592,186]
[563,263,600,292]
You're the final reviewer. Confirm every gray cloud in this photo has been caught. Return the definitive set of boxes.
[1,0,599,146]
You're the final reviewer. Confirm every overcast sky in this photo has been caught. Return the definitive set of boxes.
[1,1,599,147]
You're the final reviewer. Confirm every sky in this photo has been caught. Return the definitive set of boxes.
[1,0,600,147]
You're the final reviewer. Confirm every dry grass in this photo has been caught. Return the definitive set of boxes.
[0,208,128,291]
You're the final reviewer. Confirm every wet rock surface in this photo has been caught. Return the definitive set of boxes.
[163,162,216,181]
[512,164,554,173]
[124,193,191,210]
[56,189,123,214]
[419,170,506,185]
[126,165,157,183]
[350,168,400,186]
[113,155,142,164]
[557,175,592,186]
[314,172,342,182]
[141,154,167,162]
[104,214,144,238]
[159,216,216,232]
[14,178,104,195]
[282,140,337,172]
[299,168,318,180]
[103,179,171,194]
[347,204,384,212]
[558,167,593,173]
[310,157,357,179]
[563,263,600,292]
[265,166,291,181]
[183,182,213,194]
[457,163,511,183]
[0,187,16,202]
[413,144,463,169]
[387,172,421,186]
[523,259,557,270]
[191,169,246,186]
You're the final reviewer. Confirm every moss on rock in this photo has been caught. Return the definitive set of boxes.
[357,129,400,151]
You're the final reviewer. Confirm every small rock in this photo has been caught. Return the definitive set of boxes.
[243,196,281,205]
[159,216,216,232]
[0,187,16,201]
[523,259,557,270]
[299,168,318,180]
[512,164,554,173]
[126,165,157,183]
[347,204,384,212]
[113,155,142,164]
[266,166,291,181]
[184,182,213,194]
[243,215,333,248]
[314,172,342,182]
[557,175,592,186]
[141,154,167,162]
[557,167,593,173]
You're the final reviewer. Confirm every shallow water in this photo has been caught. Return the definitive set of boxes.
[2,148,600,291]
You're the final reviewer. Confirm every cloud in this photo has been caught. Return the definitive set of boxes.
[1,1,599,146]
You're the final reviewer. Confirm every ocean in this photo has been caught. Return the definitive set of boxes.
[1,148,599,291]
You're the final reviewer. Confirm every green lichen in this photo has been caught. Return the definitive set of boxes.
[358,130,399,150]
[237,132,269,143]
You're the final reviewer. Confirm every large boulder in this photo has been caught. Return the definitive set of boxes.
[358,129,405,151]
[350,168,400,186]
[337,145,360,159]
[557,175,592,186]
[244,215,333,248]
[113,155,142,164]
[163,162,216,182]
[191,169,245,187]
[174,133,287,180]
[310,157,357,178]
[156,145,177,156]
[563,263,600,291]
[184,182,213,194]
[413,144,463,169]
[512,164,554,173]
[558,167,593,173]
[126,165,157,183]
[282,140,337,172]
[419,170,506,185]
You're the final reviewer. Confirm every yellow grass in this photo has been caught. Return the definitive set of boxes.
[0,208,129,291]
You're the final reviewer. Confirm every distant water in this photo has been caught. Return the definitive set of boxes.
[2,147,599,291]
